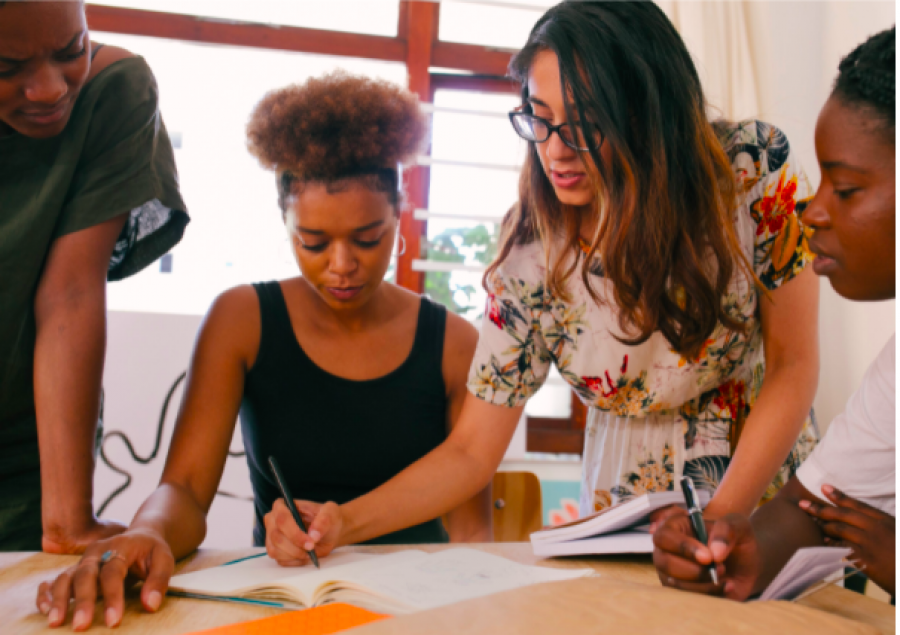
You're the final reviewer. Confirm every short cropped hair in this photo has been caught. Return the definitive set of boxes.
[833,26,895,140]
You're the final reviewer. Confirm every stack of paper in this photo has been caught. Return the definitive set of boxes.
[759,547,852,601]
[530,491,709,557]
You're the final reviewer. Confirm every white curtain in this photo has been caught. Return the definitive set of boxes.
[658,0,760,122]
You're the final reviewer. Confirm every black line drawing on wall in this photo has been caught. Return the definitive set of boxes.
[97,371,252,517]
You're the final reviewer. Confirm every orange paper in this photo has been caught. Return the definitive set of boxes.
[186,603,391,635]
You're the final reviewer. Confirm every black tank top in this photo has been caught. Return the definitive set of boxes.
[240,282,450,546]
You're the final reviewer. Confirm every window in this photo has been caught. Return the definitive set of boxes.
[421,85,572,423]
[438,0,554,49]
[423,89,520,318]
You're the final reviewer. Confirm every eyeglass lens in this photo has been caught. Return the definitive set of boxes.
[512,114,600,151]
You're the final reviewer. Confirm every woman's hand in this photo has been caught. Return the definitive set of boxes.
[652,510,762,600]
[264,499,342,566]
[648,504,685,533]
[36,528,175,631]
[801,485,895,595]
[42,518,128,556]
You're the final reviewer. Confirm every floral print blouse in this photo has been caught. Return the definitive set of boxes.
[468,120,819,513]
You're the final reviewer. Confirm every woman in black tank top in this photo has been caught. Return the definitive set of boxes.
[242,284,457,546]
[38,72,491,619]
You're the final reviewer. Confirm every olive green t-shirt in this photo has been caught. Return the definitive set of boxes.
[0,56,189,430]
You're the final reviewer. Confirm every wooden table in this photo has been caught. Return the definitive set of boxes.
[1,543,893,635]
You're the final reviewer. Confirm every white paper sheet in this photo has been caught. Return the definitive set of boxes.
[759,547,851,601]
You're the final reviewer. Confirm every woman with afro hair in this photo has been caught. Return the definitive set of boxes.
[653,26,896,602]
[37,72,490,630]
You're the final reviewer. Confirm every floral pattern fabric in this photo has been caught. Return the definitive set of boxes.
[468,120,819,515]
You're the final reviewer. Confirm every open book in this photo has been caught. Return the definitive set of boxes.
[169,548,593,615]
[530,491,710,557]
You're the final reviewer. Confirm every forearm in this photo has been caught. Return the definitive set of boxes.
[446,484,494,543]
[707,363,816,517]
[33,294,106,537]
[748,486,826,595]
[130,483,209,560]
[341,441,494,546]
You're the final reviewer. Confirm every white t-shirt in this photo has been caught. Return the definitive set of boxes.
[797,334,896,515]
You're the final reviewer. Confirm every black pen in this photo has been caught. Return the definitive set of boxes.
[680,476,718,585]
[268,456,320,568]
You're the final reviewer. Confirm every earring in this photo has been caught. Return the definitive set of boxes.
[395,234,407,257]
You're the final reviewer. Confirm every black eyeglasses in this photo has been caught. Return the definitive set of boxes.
[509,111,603,152]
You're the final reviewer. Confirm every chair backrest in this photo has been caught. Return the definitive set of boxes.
[492,471,543,542]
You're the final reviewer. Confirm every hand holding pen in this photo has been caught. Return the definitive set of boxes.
[680,476,718,584]
[267,456,321,568]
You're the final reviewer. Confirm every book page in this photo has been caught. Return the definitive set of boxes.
[169,549,381,597]
[330,548,593,613]
[287,550,428,605]
[759,547,851,601]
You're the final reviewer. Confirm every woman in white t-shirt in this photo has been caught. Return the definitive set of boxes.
[653,26,896,600]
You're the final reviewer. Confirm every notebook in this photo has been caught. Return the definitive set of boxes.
[169,547,593,615]
[530,491,709,557]
[759,546,852,601]
[185,603,389,635]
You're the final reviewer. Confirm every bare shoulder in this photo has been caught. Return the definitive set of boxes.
[87,44,134,81]
[201,285,262,368]
[444,309,478,353]
[442,309,479,390]
[205,284,260,333]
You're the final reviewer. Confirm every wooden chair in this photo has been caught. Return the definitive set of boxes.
[492,471,543,542]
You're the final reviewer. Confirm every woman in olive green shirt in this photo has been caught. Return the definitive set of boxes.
[0,1,188,551]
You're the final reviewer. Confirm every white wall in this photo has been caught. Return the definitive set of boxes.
[744,0,895,430]
[97,312,256,548]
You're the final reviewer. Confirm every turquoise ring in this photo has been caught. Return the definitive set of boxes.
[99,550,124,566]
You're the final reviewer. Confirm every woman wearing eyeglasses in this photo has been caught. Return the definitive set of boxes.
[253,0,820,558]
[491,0,820,519]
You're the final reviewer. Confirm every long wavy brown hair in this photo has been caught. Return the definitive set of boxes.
[488,1,753,359]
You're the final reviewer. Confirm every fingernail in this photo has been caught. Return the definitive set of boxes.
[106,607,119,627]
[648,523,657,533]
[39,601,50,614]
[304,541,315,551]
[799,500,810,509]
[309,530,322,541]
[147,591,162,611]
[48,608,60,624]
[822,484,834,494]
[73,610,88,630]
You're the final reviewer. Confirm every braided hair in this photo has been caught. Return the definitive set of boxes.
[833,26,895,139]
